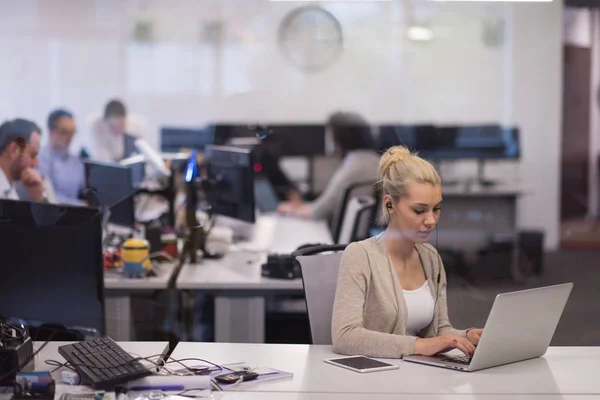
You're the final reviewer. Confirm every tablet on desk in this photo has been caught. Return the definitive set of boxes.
[324,356,399,373]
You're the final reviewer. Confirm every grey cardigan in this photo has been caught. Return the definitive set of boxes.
[331,234,467,358]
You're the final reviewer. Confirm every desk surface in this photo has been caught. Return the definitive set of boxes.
[176,215,332,291]
[172,343,599,396]
[212,394,591,400]
[29,342,600,396]
[177,252,303,291]
[104,263,177,291]
[246,214,333,254]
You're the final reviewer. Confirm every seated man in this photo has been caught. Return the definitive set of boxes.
[0,119,46,202]
[38,109,86,205]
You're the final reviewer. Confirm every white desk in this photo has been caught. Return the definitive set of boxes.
[214,394,592,400]
[104,263,178,341]
[176,215,333,343]
[15,342,600,398]
[169,343,600,396]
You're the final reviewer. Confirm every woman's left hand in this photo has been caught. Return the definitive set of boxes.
[467,328,484,345]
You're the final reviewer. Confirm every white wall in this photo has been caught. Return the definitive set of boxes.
[0,0,562,249]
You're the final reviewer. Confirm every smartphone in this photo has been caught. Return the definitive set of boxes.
[214,370,259,384]
[323,356,399,373]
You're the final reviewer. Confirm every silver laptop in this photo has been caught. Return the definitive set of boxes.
[403,283,573,372]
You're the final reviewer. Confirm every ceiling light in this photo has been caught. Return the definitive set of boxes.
[407,26,435,41]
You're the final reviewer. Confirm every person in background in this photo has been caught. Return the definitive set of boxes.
[0,119,45,201]
[276,111,379,220]
[37,109,86,205]
[89,99,143,163]
[259,133,302,202]
[331,145,483,358]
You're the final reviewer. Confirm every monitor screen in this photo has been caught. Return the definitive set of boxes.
[205,145,255,223]
[160,126,214,153]
[85,161,136,227]
[268,125,326,157]
[0,200,105,333]
[378,125,435,153]
[213,124,326,157]
[213,124,257,146]
[379,125,520,160]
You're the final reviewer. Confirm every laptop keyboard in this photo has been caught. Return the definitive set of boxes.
[440,355,471,365]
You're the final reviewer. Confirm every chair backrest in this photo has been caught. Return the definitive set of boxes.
[337,196,376,244]
[293,244,347,345]
[331,181,376,243]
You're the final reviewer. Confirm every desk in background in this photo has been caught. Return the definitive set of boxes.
[104,263,178,341]
[176,215,333,343]
[10,341,600,398]
[439,182,527,280]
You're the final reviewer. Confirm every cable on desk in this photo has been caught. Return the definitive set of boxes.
[44,355,223,377]
[163,357,222,375]
[44,360,81,385]
[0,329,57,385]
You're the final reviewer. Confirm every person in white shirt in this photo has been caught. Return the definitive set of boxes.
[277,112,380,220]
[0,119,45,201]
[88,99,145,163]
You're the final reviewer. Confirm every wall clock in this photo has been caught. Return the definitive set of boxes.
[278,6,343,73]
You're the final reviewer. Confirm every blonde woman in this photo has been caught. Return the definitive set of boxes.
[332,145,483,358]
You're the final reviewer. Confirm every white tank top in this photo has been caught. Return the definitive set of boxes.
[403,281,435,336]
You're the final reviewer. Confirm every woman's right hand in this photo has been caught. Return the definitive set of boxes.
[414,335,476,357]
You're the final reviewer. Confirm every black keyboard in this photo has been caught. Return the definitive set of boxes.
[58,337,152,389]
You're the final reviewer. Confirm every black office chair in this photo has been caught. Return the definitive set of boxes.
[331,181,377,244]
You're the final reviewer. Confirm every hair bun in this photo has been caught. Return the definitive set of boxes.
[379,145,412,177]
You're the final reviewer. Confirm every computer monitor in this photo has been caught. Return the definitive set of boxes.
[214,124,326,157]
[0,200,105,333]
[267,125,326,157]
[160,126,214,153]
[84,161,136,227]
[205,145,255,223]
[378,125,436,153]
[422,125,521,160]
[213,124,257,146]
[378,124,520,160]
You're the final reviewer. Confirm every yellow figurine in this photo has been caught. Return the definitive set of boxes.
[121,238,152,278]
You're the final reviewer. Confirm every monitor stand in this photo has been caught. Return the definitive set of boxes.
[477,159,498,187]
[432,160,462,187]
